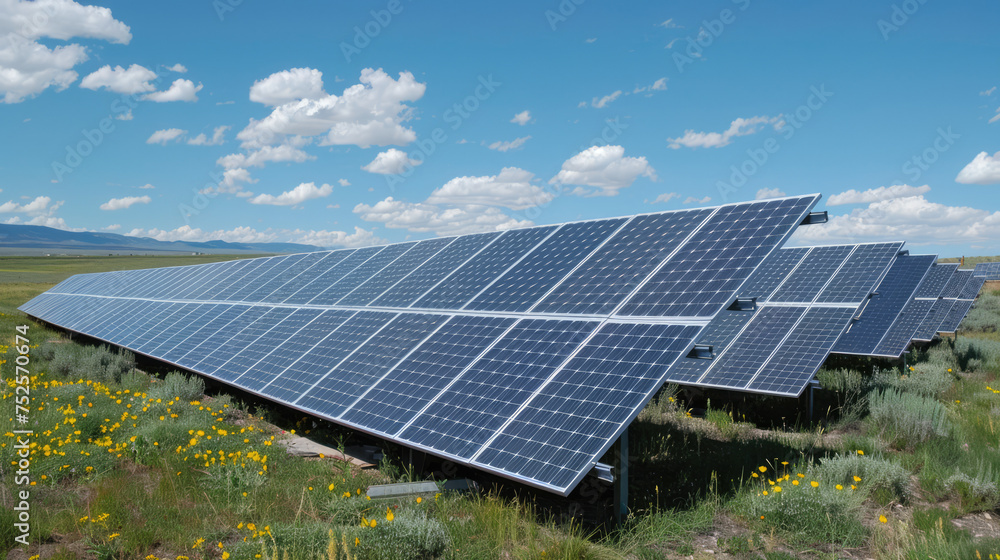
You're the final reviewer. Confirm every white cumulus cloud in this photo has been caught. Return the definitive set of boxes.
[354,197,531,236]
[188,125,229,146]
[236,67,426,150]
[248,182,334,206]
[487,136,531,152]
[755,187,787,200]
[549,145,657,197]
[955,151,1000,185]
[250,67,325,106]
[146,128,186,144]
[827,184,931,206]
[684,196,711,204]
[165,63,187,73]
[0,0,131,103]
[145,78,201,102]
[361,148,421,175]
[427,167,553,210]
[648,192,679,204]
[100,195,150,210]
[591,90,622,108]
[79,63,156,94]
[791,195,1000,247]
[668,116,781,149]
[510,110,532,125]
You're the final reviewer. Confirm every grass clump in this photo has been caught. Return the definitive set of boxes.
[148,370,204,402]
[868,388,949,449]
[943,464,1000,512]
[49,343,134,383]
[744,477,867,546]
[811,452,912,504]
[356,509,451,560]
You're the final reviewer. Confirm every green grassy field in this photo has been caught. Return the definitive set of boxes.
[0,255,261,285]
[3,256,1000,559]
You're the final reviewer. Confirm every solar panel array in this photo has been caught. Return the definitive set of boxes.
[974,262,1000,280]
[20,195,821,495]
[662,243,902,397]
[831,255,936,357]
[938,270,986,333]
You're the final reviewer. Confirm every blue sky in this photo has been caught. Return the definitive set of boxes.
[1,0,999,256]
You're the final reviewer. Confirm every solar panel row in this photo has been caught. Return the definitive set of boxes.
[662,242,902,397]
[20,195,822,495]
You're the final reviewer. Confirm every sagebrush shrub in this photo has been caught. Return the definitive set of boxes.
[811,453,912,502]
[149,371,204,402]
[868,388,949,449]
[356,510,451,560]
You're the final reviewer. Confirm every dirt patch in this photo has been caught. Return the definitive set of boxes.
[6,535,93,560]
[952,511,1000,540]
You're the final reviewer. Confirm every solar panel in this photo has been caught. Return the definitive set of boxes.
[911,299,956,342]
[20,194,822,495]
[974,262,1000,280]
[832,255,936,357]
[531,210,713,314]
[959,275,987,300]
[769,245,854,303]
[940,269,974,299]
[663,242,902,397]
[939,299,976,332]
[618,197,820,317]
[870,262,960,357]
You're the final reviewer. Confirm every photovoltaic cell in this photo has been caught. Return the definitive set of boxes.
[399,319,598,460]
[373,232,500,308]
[338,237,454,306]
[243,252,327,302]
[295,313,449,417]
[748,307,856,395]
[413,226,556,309]
[769,245,853,303]
[212,308,324,383]
[308,243,416,305]
[697,306,805,388]
[619,197,817,317]
[663,310,754,384]
[264,250,353,303]
[974,262,1000,280]
[192,306,296,378]
[833,255,935,355]
[282,246,379,304]
[340,315,516,436]
[816,242,904,304]
[914,263,959,299]
[871,299,935,357]
[532,210,713,315]
[940,270,973,299]
[466,218,626,312]
[939,299,975,332]
[959,275,986,300]
[911,299,955,342]
[243,309,355,393]
[263,311,393,403]
[738,247,808,302]
[474,322,699,490]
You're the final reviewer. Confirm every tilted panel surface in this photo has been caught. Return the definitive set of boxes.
[466,218,627,312]
[832,255,935,355]
[619,196,819,317]
[533,210,713,314]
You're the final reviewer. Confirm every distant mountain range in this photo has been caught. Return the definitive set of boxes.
[0,223,323,255]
